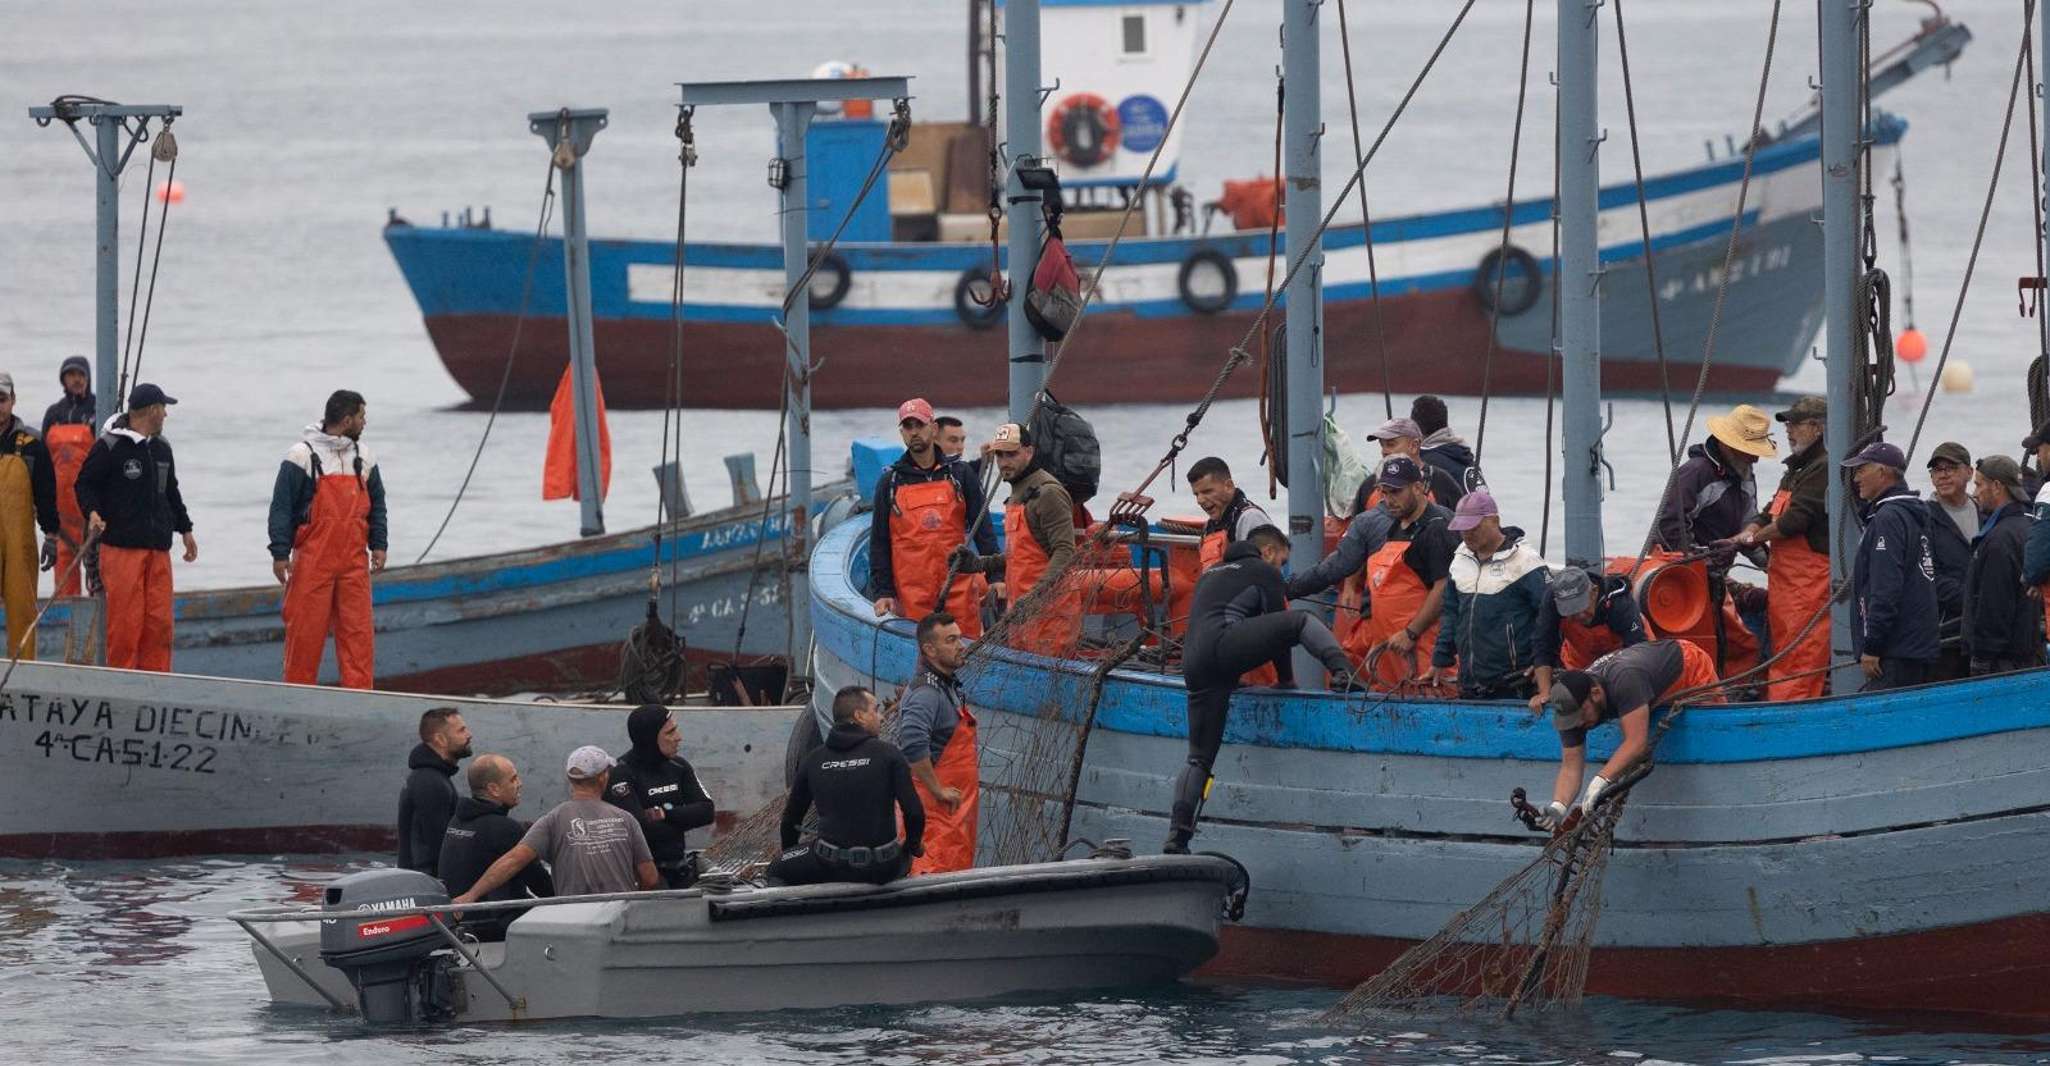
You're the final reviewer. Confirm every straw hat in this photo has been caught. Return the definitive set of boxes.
[1705,404,1778,459]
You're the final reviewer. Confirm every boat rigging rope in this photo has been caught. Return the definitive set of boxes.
[1470,0,1538,464]
[1258,75,1284,499]
[413,158,559,565]
[120,120,178,406]
[1636,0,1783,560]
[1611,0,1678,464]
[655,106,699,630]
[974,0,1008,310]
[1335,0,1395,421]
[1112,0,1483,514]
[1540,117,1563,558]
[1905,0,2034,461]
[2021,20,2050,438]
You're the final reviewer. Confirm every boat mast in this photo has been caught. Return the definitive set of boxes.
[1558,0,1604,566]
[677,76,912,677]
[1282,0,1327,686]
[27,99,183,422]
[1819,0,1862,694]
[531,108,610,538]
[1005,0,1047,422]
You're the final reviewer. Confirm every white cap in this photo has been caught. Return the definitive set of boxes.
[565,745,614,780]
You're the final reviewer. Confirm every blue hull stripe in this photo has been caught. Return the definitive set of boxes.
[809,519,2050,766]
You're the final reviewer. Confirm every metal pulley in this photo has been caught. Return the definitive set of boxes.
[151,125,178,162]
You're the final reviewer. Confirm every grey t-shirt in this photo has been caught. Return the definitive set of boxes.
[1559,641,1685,748]
[1939,497,1978,541]
[520,797,653,896]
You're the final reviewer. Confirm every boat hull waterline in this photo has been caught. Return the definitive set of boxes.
[390,127,1898,410]
[808,520,2050,1022]
[0,660,805,860]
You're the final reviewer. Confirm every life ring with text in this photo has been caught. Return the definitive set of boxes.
[954,268,1006,329]
[807,252,853,310]
[1176,249,1238,314]
[1472,245,1543,317]
[1046,93,1121,169]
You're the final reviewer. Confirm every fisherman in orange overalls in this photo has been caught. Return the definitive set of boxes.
[868,398,996,638]
[1343,456,1460,687]
[38,356,96,597]
[73,383,196,672]
[269,390,387,688]
[890,611,979,874]
[950,423,1079,656]
[1737,396,1832,701]
[1528,566,1648,713]
[0,373,63,659]
[1188,455,1277,685]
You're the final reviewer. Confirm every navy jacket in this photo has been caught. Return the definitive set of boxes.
[1850,484,1940,662]
[1653,440,1756,551]
[1923,498,1972,650]
[1433,527,1549,691]
[1964,501,2041,662]
[2026,482,2050,589]
[73,420,192,551]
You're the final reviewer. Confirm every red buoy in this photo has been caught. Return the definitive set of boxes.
[1896,327,1927,363]
[153,180,185,205]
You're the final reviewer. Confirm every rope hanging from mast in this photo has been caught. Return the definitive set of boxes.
[1905,0,2035,460]
[118,116,178,408]
[1334,0,1395,421]
[1469,0,1538,464]
[1611,0,1678,464]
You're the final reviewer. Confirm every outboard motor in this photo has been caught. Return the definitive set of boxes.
[318,869,459,1023]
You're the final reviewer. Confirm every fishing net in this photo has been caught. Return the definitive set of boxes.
[1324,795,1627,1022]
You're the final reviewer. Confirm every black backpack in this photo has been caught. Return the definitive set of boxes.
[1028,390,1100,505]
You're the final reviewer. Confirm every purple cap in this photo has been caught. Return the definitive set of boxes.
[1366,417,1424,442]
[1376,455,1425,488]
[1840,441,1907,471]
[1446,490,1499,531]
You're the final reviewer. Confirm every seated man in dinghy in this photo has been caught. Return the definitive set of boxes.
[769,685,925,887]
[1538,640,1724,831]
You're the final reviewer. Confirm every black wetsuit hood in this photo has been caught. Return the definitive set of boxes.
[623,703,669,768]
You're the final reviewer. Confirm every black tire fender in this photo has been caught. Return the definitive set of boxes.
[1177,248,1239,314]
[954,268,1006,330]
[807,251,853,311]
[1472,245,1543,317]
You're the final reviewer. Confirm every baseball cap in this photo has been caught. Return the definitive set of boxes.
[989,422,1032,453]
[1376,455,1424,488]
[896,398,934,426]
[2024,419,2050,451]
[127,382,178,409]
[565,745,614,780]
[1550,567,1595,617]
[1839,441,1906,471]
[1446,489,1499,532]
[0,372,13,398]
[1549,673,1596,730]
[1366,417,1424,442]
[1975,454,2026,498]
[1774,395,1827,423]
[1925,441,1971,469]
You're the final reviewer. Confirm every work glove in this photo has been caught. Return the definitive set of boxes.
[1577,774,1612,814]
[39,536,57,571]
[1534,801,1570,832]
[947,545,980,574]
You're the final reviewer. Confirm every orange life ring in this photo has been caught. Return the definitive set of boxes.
[1046,93,1121,168]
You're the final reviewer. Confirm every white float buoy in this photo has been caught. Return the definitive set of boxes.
[1939,360,1974,393]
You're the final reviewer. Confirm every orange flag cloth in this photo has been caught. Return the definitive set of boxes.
[543,364,613,501]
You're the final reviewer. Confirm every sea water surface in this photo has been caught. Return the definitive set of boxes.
[1,855,2047,1065]
[4,0,2048,1060]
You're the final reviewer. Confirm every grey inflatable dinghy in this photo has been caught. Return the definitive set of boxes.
[232,852,1249,1023]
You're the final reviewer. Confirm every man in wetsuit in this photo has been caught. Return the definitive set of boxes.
[606,704,717,888]
[769,685,927,886]
[396,707,471,877]
[1540,639,1724,830]
[439,754,552,941]
[1168,525,1359,854]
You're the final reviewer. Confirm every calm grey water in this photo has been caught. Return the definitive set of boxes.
[3,0,2046,1059]
[0,854,2046,1065]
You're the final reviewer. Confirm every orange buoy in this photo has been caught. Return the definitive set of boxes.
[1896,327,1927,364]
[153,180,185,204]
